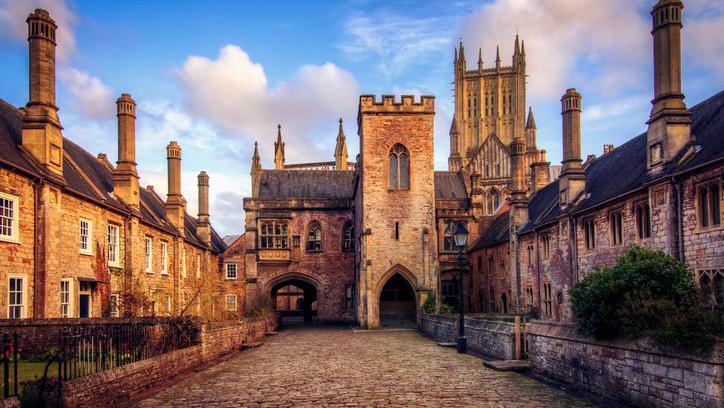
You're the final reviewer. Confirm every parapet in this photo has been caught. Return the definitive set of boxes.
[359,94,435,114]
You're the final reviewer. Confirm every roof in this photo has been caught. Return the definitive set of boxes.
[434,171,468,200]
[258,170,355,199]
[0,98,226,254]
[223,235,242,246]
[470,211,510,251]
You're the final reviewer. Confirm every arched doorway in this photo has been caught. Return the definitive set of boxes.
[271,278,318,322]
[379,273,416,327]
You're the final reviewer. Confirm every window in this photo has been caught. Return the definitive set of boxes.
[79,219,92,254]
[0,192,19,242]
[486,190,500,215]
[389,144,410,190]
[443,220,456,252]
[180,246,187,278]
[527,245,533,265]
[60,279,71,318]
[541,235,551,260]
[583,218,596,250]
[345,285,353,309]
[166,294,172,314]
[306,222,322,252]
[110,294,120,317]
[500,293,508,314]
[160,241,168,275]
[698,182,721,228]
[635,202,651,239]
[226,294,237,311]
[8,276,25,319]
[698,269,723,307]
[107,223,120,266]
[610,210,624,245]
[543,283,552,316]
[196,254,201,278]
[525,286,534,308]
[394,222,400,240]
[342,222,354,252]
[145,237,153,273]
[259,221,289,249]
[226,263,238,280]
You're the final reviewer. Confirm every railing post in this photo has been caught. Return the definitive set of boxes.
[12,333,18,397]
[514,316,521,360]
[2,333,10,399]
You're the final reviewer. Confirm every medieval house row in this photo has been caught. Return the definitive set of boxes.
[0,9,233,320]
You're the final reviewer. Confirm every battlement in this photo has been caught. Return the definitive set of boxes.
[359,94,435,114]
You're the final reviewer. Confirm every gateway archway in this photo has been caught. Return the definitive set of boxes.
[379,273,416,327]
[271,278,318,322]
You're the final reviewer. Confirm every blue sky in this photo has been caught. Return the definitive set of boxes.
[0,0,722,235]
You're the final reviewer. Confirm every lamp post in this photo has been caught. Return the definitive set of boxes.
[453,221,469,353]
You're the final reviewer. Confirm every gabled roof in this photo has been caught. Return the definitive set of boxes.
[223,235,242,246]
[470,211,510,251]
[434,171,468,200]
[0,98,226,254]
[258,170,355,199]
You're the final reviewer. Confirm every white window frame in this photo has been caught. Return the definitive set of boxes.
[196,254,201,278]
[107,223,120,267]
[145,237,153,273]
[8,275,26,319]
[79,218,93,255]
[225,263,237,280]
[225,294,237,311]
[160,241,168,275]
[0,192,20,244]
[60,278,72,318]
[109,293,120,317]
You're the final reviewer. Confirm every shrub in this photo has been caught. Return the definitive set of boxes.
[438,303,456,316]
[570,246,722,356]
[422,293,436,314]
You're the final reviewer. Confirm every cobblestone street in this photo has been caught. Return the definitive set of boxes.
[137,325,597,407]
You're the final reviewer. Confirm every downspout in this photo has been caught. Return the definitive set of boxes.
[673,176,685,263]
[534,228,542,315]
[32,178,44,318]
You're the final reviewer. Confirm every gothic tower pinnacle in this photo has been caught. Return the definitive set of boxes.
[334,118,348,170]
[274,124,285,170]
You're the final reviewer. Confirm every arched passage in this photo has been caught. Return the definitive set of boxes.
[378,273,416,327]
[270,277,318,322]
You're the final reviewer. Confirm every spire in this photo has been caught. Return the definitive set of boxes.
[274,124,285,170]
[495,45,501,68]
[521,39,526,56]
[449,114,459,135]
[251,141,262,196]
[526,107,537,129]
[334,118,348,170]
[478,47,483,71]
[514,34,520,55]
[454,46,458,63]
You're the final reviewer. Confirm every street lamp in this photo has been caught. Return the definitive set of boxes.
[453,221,469,353]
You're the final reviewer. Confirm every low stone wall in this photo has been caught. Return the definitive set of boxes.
[420,314,516,360]
[527,321,723,408]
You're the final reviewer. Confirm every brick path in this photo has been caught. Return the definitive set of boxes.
[138,325,598,407]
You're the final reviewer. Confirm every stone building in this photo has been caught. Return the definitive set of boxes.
[0,9,227,320]
[470,0,723,319]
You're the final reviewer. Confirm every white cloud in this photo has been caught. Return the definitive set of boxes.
[684,1,724,80]
[0,0,77,61]
[177,45,360,164]
[59,68,114,119]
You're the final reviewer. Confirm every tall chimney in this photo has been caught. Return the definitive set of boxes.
[166,141,185,233]
[559,88,585,207]
[113,94,140,208]
[531,150,551,193]
[509,133,528,227]
[196,171,211,245]
[646,0,690,170]
[22,9,64,177]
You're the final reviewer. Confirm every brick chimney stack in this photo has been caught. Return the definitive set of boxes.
[166,141,185,234]
[510,134,528,226]
[196,171,211,245]
[113,94,140,208]
[559,88,585,207]
[646,0,691,170]
[531,150,551,193]
[22,9,64,177]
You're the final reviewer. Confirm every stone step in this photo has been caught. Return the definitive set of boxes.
[483,360,531,372]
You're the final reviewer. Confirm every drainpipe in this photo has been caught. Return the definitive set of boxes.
[32,179,43,318]
[534,229,542,315]
[673,176,685,263]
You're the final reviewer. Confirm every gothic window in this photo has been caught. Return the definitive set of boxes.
[486,190,500,215]
[543,283,552,316]
[698,269,723,307]
[525,286,534,309]
[583,218,596,250]
[635,202,651,239]
[610,209,624,245]
[698,182,721,228]
[260,221,289,249]
[541,235,551,260]
[442,220,456,252]
[342,222,354,252]
[389,144,410,190]
[306,221,322,252]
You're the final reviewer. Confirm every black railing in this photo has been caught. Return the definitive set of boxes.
[1,333,19,399]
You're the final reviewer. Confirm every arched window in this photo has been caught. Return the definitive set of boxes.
[389,144,410,190]
[486,190,500,215]
[342,221,354,252]
[306,222,322,252]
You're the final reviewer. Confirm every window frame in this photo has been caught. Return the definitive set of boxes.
[259,220,289,249]
[0,192,20,244]
[109,293,120,317]
[541,235,551,260]
[583,218,596,250]
[8,274,26,319]
[196,254,201,278]
[79,218,93,255]
[225,263,238,280]
[610,209,624,246]
[160,241,168,275]
[388,144,410,191]
[225,294,238,311]
[543,282,553,317]
[306,221,322,252]
[635,201,651,240]
[697,181,721,230]
[107,223,120,267]
[342,222,354,252]
[442,220,457,253]
[144,236,153,273]
[60,278,72,318]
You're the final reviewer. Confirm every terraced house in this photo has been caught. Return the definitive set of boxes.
[0,9,227,320]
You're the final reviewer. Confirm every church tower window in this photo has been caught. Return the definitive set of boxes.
[389,144,410,190]
[306,221,322,252]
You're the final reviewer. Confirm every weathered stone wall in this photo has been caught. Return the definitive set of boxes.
[420,314,516,360]
[527,321,723,408]
[680,166,723,278]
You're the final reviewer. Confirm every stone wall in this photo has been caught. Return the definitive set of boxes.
[420,314,516,360]
[527,321,723,408]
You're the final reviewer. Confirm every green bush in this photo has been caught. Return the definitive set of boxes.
[422,293,436,314]
[438,303,456,316]
[570,246,722,356]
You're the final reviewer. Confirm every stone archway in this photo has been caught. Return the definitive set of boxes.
[268,274,321,323]
[375,266,418,328]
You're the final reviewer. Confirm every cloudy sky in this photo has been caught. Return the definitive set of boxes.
[0,0,722,236]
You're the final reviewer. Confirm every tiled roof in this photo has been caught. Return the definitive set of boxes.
[434,171,468,200]
[258,170,355,199]
[0,98,226,254]
[223,235,242,246]
[470,211,510,251]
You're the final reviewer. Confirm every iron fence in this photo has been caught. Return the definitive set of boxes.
[1,333,19,399]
